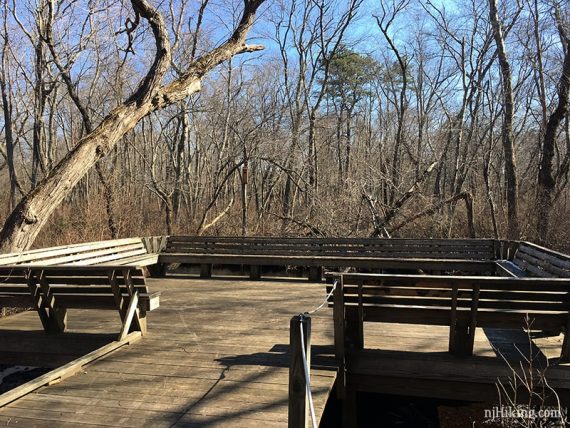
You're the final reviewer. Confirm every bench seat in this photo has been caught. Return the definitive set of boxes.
[95,254,159,267]
[0,291,159,312]
[0,266,160,339]
[495,260,528,277]
[510,242,570,278]
[158,236,498,280]
[163,236,496,259]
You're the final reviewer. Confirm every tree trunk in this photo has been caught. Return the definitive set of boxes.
[536,22,570,242]
[0,45,21,211]
[390,192,476,238]
[307,113,318,192]
[31,0,51,186]
[241,162,248,236]
[489,0,520,239]
[173,102,189,218]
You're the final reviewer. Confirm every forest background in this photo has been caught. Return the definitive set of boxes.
[0,0,568,252]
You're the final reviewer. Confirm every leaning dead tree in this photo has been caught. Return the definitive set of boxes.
[0,0,265,252]
[390,192,476,238]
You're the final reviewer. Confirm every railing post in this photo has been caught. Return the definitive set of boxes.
[289,314,311,428]
[200,263,212,278]
[250,265,261,280]
[308,266,322,282]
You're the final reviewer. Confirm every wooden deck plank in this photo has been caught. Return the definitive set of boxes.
[0,415,112,427]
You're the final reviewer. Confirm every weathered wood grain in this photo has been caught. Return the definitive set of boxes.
[159,236,499,280]
[0,238,157,268]
[0,331,142,407]
[512,242,570,278]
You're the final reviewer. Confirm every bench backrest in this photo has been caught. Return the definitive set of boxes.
[0,238,149,267]
[326,273,570,331]
[513,242,570,278]
[165,236,496,260]
[0,266,150,308]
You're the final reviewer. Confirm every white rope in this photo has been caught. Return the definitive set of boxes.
[299,320,318,428]
[306,280,337,315]
[293,279,337,426]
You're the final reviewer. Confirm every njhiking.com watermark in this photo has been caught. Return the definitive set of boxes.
[483,405,567,424]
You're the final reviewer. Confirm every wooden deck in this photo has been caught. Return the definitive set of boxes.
[350,322,570,404]
[1,274,570,426]
[0,276,338,427]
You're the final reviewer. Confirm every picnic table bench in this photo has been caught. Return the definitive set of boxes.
[0,266,160,340]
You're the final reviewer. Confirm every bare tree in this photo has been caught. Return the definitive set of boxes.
[0,0,569,248]
[0,1,22,210]
[489,0,520,239]
[536,2,570,241]
[375,0,410,206]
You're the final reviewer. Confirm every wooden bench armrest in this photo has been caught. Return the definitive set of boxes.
[496,260,527,277]
[139,291,161,311]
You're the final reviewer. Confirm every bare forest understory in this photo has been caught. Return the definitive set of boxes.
[1,176,569,253]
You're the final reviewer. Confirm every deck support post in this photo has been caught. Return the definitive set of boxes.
[200,263,212,278]
[449,320,473,356]
[333,276,346,399]
[449,284,479,357]
[493,240,502,260]
[342,387,358,428]
[345,308,363,350]
[308,266,322,282]
[561,315,570,362]
[250,265,261,280]
[288,314,311,428]
[148,263,167,277]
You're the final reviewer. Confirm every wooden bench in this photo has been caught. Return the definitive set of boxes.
[326,272,570,360]
[509,242,570,278]
[0,266,160,340]
[0,238,159,268]
[159,236,497,280]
